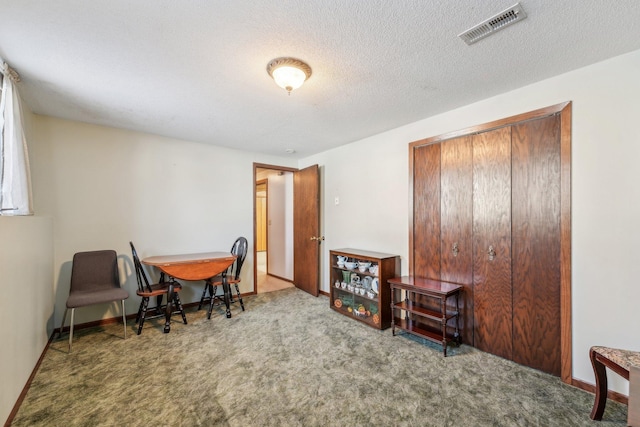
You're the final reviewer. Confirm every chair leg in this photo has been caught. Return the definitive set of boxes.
[121,300,127,340]
[206,285,219,320]
[135,299,144,324]
[68,308,75,353]
[58,307,68,337]
[137,297,149,335]
[174,293,188,324]
[222,281,232,318]
[234,283,245,311]
[590,348,608,420]
[207,296,214,320]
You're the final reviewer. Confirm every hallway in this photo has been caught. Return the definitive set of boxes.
[256,251,293,293]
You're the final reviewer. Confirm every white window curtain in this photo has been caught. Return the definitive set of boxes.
[0,61,33,216]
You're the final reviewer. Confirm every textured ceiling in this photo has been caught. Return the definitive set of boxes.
[1,1,639,158]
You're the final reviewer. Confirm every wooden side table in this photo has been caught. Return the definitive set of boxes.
[388,276,462,356]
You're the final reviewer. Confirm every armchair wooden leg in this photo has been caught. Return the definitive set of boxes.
[590,348,608,421]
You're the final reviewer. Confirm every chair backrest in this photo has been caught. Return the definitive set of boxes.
[70,250,120,293]
[228,236,248,280]
[129,242,152,293]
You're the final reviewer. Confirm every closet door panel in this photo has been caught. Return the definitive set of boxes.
[473,127,513,360]
[440,136,474,344]
[413,144,441,279]
[511,115,561,375]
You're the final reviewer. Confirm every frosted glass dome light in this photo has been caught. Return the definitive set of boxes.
[267,58,312,94]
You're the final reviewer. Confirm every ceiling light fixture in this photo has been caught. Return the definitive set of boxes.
[267,57,312,94]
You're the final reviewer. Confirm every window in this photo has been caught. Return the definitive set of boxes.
[0,61,33,215]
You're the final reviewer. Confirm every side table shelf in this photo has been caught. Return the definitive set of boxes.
[388,276,462,356]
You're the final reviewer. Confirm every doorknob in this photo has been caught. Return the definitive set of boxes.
[310,236,325,243]
[487,245,496,261]
[452,242,459,257]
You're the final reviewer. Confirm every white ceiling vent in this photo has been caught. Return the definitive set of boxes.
[458,3,527,45]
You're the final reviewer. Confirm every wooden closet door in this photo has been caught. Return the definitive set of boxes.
[473,127,513,360]
[440,136,474,345]
[413,143,441,279]
[511,115,561,375]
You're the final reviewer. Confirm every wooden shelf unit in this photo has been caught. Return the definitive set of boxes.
[388,276,462,356]
[329,249,400,330]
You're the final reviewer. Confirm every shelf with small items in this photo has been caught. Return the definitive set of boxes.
[388,276,463,356]
[329,249,400,330]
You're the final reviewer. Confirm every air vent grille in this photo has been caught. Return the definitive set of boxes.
[458,3,527,45]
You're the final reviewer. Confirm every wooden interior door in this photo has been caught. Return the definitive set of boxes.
[440,135,474,345]
[511,115,561,375]
[472,127,513,360]
[293,165,320,296]
[413,143,441,279]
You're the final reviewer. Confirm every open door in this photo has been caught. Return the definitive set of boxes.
[293,164,321,296]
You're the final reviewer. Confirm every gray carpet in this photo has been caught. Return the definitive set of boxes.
[11,287,627,426]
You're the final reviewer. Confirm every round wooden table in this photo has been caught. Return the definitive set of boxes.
[142,252,237,331]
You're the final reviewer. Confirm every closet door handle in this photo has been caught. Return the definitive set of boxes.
[487,245,496,261]
[452,242,459,257]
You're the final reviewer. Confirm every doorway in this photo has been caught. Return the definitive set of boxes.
[254,166,295,294]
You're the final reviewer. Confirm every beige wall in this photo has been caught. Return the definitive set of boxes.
[28,117,297,327]
[0,216,53,421]
[302,49,640,394]
[0,100,54,424]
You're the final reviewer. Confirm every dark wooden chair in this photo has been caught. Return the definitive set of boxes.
[58,250,129,352]
[130,242,187,335]
[198,236,247,318]
[589,346,640,422]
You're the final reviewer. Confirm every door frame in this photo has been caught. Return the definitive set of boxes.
[408,102,572,384]
[255,178,268,269]
[253,163,298,294]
